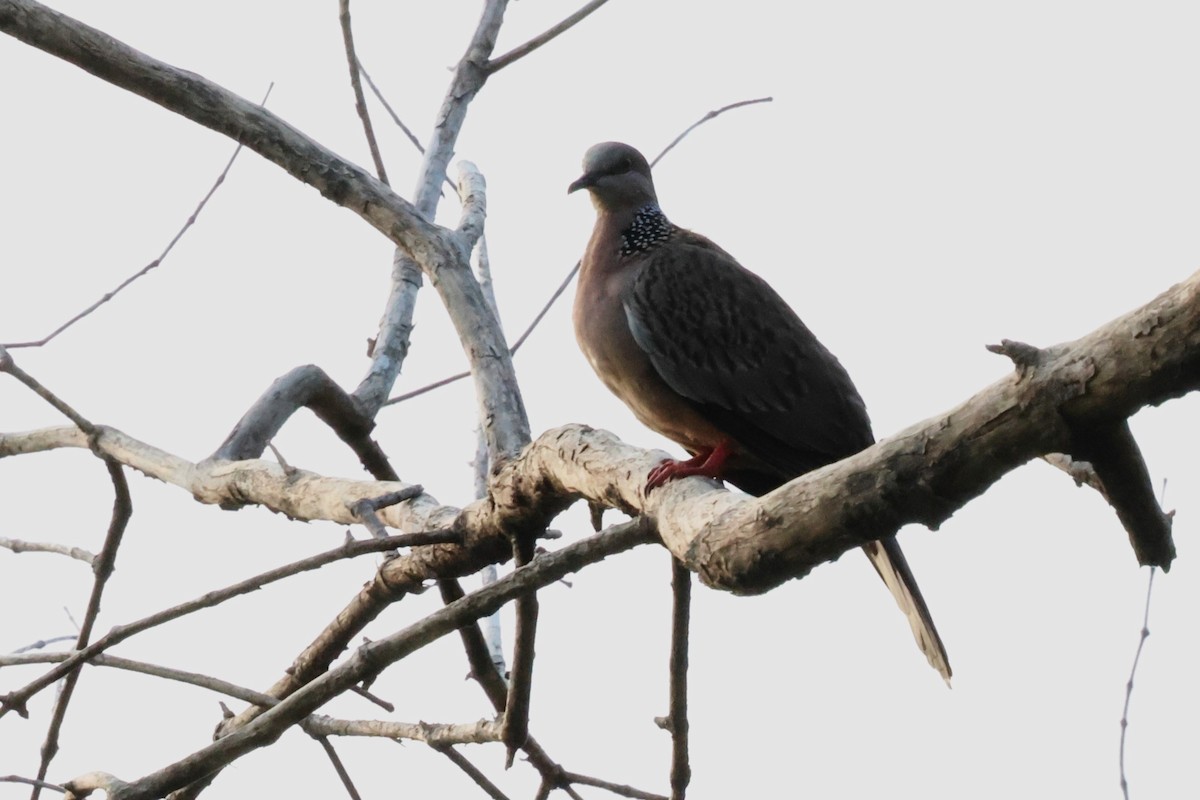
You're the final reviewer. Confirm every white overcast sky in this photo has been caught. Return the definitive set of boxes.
[2,2,1199,798]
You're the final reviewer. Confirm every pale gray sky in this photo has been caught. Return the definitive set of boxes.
[2,2,1198,797]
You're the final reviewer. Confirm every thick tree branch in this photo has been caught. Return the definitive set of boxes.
[5,270,1198,597]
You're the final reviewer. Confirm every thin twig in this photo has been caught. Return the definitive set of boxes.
[0,538,95,565]
[349,485,426,539]
[2,651,278,707]
[649,96,773,168]
[1,84,274,350]
[357,58,424,154]
[338,0,388,185]
[0,776,65,794]
[435,745,514,800]
[312,735,364,800]
[9,636,78,655]
[0,349,95,433]
[357,57,456,195]
[487,0,613,73]
[31,460,131,799]
[384,261,580,405]
[1119,567,1157,800]
[384,95,772,407]
[1119,478,1167,799]
[564,771,669,800]
[667,560,691,800]
[0,531,459,720]
[348,684,394,713]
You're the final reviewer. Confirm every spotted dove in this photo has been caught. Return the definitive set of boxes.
[569,141,951,681]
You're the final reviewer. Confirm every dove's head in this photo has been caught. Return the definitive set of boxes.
[568,142,658,212]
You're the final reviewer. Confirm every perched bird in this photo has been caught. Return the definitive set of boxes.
[569,141,950,681]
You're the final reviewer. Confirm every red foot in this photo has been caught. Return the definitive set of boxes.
[645,441,734,493]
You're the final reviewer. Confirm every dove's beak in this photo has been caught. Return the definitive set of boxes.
[567,174,594,194]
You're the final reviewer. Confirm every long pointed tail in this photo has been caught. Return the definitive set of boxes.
[861,536,952,683]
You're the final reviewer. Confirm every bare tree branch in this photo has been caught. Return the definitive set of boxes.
[5,267,1197,594]
[1120,565,1158,800]
[9,637,79,655]
[353,0,521,429]
[356,58,424,154]
[0,531,458,719]
[2,652,278,707]
[0,538,94,565]
[501,532,538,766]
[0,84,270,350]
[311,735,364,800]
[0,349,96,434]
[338,0,387,185]
[667,561,690,800]
[435,745,514,800]
[29,460,130,797]
[305,715,502,747]
[0,0,528,461]
[562,771,668,800]
[384,260,579,406]
[487,0,613,74]
[0,776,65,794]
[94,520,656,800]
[649,97,773,167]
[438,580,578,793]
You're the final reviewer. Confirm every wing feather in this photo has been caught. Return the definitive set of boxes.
[624,231,872,478]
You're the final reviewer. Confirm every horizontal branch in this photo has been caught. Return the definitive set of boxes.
[4,271,1197,598]
[0,537,94,564]
[303,715,502,747]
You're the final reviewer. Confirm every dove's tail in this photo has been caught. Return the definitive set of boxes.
[861,536,952,684]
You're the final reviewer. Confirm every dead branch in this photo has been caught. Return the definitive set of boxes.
[310,735,364,800]
[0,0,529,460]
[0,539,95,565]
[29,460,130,797]
[434,745,514,800]
[562,771,668,800]
[304,715,502,747]
[667,561,691,800]
[338,0,388,185]
[501,532,539,765]
[487,0,613,73]
[1120,566,1158,799]
[94,520,656,800]
[0,532,458,719]
[5,269,1198,593]
[0,85,269,349]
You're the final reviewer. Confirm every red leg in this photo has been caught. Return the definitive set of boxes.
[646,440,734,492]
